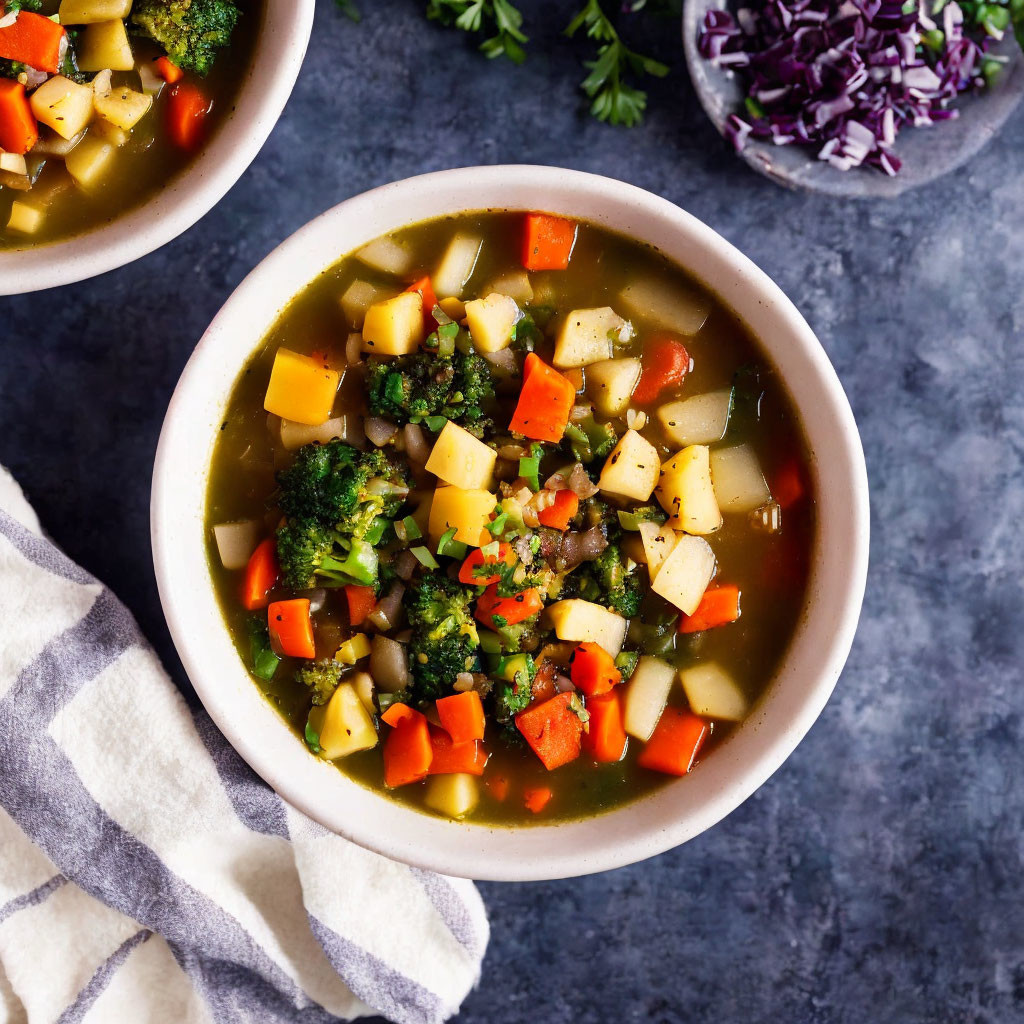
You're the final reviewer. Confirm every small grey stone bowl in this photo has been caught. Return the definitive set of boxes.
[682,0,1024,197]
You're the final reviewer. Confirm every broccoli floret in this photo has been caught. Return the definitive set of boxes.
[132,0,240,76]
[492,614,541,654]
[277,441,408,538]
[406,577,481,701]
[491,657,536,723]
[365,351,495,436]
[564,414,618,464]
[295,660,344,706]
[591,542,641,617]
[275,441,406,589]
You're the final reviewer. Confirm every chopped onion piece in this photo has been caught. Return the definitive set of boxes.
[212,520,261,570]
[370,635,409,693]
[364,416,398,447]
[280,416,350,450]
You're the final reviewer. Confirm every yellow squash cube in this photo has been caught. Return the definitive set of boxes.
[6,202,43,235]
[59,0,132,22]
[77,19,134,71]
[463,292,519,353]
[263,348,340,426]
[361,291,423,355]
[64,135,114,188]
[314,683,378,759]
[425,421,497,490]
[428,486,495,546]
[30,76,94,140]
[598,429,660,502]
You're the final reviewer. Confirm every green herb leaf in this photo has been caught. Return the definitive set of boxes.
[426,0,529,63]
[411,545,441,569]
[334,0,361,21]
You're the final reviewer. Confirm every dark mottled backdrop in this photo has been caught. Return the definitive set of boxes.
[2,1,1022,1021]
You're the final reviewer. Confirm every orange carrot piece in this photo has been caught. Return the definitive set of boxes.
[582,691,627,763]
[515,692,583,771]
[457,542,515,586]
[241,537,278,611]
[345,584,377,626]
[637,708,708,776]
[569,642,621,697]
[486,774,510,801]
[678,584,741,634]
[267,599,315,659]
[773,458,806,509]
[508,353,575,443]
[405,275,438,332]
[436,691,486,743]
[427,726,488,776]
[631,334,690,405]
[154,56,184,84]
[166,82,213,151]
[381,703,417,728]
[474,585,543,630]
[523,786,553,813]
[0,12,65,74]
[522,213,577,271]
[537,489,579,531]
[383,710,432,787]
[0,79,37,155]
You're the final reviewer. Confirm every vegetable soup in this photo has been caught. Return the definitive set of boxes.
[0,0,258,248]
[205,210,816,825]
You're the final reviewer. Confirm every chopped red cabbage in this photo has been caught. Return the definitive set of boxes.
[697,0,1014,174]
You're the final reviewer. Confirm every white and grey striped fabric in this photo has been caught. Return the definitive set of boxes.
[0,468,488,1024]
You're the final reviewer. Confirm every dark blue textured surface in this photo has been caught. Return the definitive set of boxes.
[3,2,1023,1021]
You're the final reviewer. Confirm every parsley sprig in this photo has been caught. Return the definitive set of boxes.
[425,0,529,64]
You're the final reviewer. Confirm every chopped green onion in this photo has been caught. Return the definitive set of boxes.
[410,546,440,569]
[528,534,540,554]
[614,651,639,680]
[304,721,321,755]
[400,515,422,541]
[435,322,458,357]
[248,617,280,682]
[423,415,448,432]
[519,443,543,491]
[436,526,469,560]
[616,507,667,531]
[432,304,453,326]
[485,512,509,536]
[363,517,388,546]
[479,630,503,655]
[480,540,500,559]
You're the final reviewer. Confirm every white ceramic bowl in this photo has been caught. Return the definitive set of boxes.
[0,0,314,296]
[152,165,870,881]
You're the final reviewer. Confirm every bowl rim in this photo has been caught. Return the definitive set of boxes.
[0,0,315,296]
[152,164,870,881]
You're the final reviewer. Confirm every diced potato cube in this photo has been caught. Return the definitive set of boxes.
[136,60,164,97]
[6,201,43,235]
[263,348,340,425]
[425,420,497,490]
[428,486,495,546]
[59,0,132,23]
[31,76,94,140]
[546,599,627,656]
[710,445,771,513]
[463,292,519,353]
[623,656,675,741]
[434,233,482,298]
[93,85,152,131]
[77,19,134,72]
[355,235,412,276]
[212,520,261,570]
[598,429,660,502]
[618,279,710,336]
[362,291,423,356]
[485,268,533,306]
[89,117,129,146]
[650,535,716,615]
[64,134,114,187]
[679,663,749,722]
[638,522,679,579]
[553,307,631,368]
[438,296,465,321]
[658,390,732,447]
[425,773,479,819]
[0,153,27,175]
[316,683,378,759]
[586,357,641,416]
[656,446,722,535]
[340,280,390,328]
[350,671,376,715]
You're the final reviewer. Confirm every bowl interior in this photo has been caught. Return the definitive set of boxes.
[0,0,314,296]
[682,0,1024,198]
[152,165,870,881]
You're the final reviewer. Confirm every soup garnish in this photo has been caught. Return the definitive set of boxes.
[205,210,815,824]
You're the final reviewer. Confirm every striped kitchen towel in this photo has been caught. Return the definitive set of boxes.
[0,467,488,1024]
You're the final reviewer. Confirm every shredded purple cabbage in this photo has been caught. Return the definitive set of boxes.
[697,0,1003,174]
